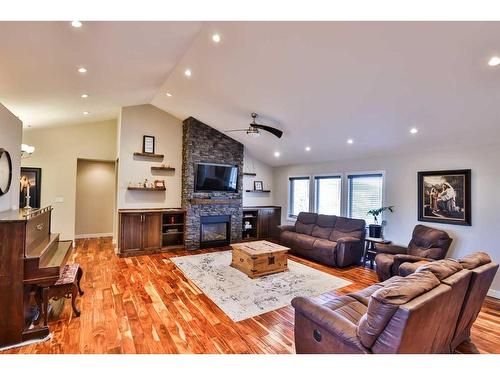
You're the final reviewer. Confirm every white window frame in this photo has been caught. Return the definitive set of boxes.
[344,170,386,225]
[287,175,312,220]
[312,173,343,215]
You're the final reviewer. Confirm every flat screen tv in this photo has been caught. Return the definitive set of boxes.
[194,163,238,192]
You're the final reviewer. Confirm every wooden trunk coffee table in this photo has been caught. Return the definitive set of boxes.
[230,240,290,278]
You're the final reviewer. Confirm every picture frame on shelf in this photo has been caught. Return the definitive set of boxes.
[142,135,155,154]
[254,181,263,191]
[417,169,471,226]
[154,179,165,189]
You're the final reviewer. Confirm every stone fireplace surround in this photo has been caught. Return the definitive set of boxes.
[182,117,244,250]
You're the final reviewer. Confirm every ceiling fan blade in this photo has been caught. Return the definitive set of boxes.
[251,124,283,138]
[225,129,249,133]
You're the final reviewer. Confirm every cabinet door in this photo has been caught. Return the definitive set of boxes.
[120,213,142,253]
[258,209,271,239]
[142,212,162,251]
[268,207,282,240]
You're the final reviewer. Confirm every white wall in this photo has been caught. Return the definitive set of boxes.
[273,143,500,294]
[0,104,22,212]
[117,104,182,209]
[22,120,117,241]
[242,149,275,207]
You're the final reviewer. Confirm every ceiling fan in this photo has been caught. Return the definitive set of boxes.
[226,113,283,138]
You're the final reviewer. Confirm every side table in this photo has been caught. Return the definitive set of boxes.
[362,237,391,269]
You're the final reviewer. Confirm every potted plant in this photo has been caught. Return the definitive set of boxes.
[367,206,394,238]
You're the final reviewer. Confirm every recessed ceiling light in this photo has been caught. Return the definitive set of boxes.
[488,56,500,67]
[347,139,354,144]
[184,69,192,77]
[78,67,87,73]
[305,146,311,151]
[166,92,173,97]
[81,94,89,98]
[410,127,418,134]
[83,111,90,115]
[274,151,280,158]
[212,33,221,43]
[71,21,82,28]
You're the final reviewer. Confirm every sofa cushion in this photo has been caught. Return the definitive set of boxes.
[348,284,384,306]
[415,258,463,280]
[295,212,318,235]
[330,217,365,242]
[458,252,492,270]
[294,233,316,251]
[398,260,429,277]
[356,271,440,348]
[311,214,337,239]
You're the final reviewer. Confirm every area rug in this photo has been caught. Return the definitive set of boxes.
[171,251,352,322]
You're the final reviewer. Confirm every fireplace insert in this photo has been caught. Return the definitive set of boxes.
[200,215,231,248]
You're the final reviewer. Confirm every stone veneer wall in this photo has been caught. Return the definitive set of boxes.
[182,117,244,250]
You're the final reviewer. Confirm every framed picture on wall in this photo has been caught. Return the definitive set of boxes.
[19,167,42,209]
[417,169,471,226]
[142,135,155,154]
[254,181,263,191]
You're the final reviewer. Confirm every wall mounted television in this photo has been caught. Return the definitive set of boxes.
[194,163,238,192]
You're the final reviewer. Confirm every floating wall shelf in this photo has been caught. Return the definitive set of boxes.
[133,152,164,159]
[243,173,257,177]
[245,190,271,193]
[151,166,175,172]
[127,186,166,191]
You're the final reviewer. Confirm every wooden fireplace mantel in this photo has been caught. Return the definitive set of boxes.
[189,198,241,206]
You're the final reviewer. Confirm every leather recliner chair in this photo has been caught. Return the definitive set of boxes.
[374,224,452,281]
[292,258,472,353]
[280,212,366,268]
[397,252,499,351]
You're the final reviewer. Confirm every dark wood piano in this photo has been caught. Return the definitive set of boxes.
[0,206,72,349]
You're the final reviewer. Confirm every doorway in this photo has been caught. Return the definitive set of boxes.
[75,159,116,238]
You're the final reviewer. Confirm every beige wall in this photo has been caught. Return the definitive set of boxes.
[0,104,22,212]
[22,120,117,241]
[117,104,182,210]
[242,149,275,207]
[75,159,115,237]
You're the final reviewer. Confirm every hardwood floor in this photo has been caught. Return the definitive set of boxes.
[3,237,499,354]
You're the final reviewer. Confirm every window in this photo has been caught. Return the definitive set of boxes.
[289,177,310,217]
[314,176,341,215]
[347,174,383,225]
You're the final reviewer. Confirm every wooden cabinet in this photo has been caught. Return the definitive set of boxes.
[118,209,185,257]
[242,206,281,241]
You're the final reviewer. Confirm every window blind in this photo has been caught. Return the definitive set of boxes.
[314,175,341,215]
[289,177,310,217]
[347,174,383,225]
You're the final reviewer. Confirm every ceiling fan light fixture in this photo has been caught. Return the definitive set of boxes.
[246,128,261,137]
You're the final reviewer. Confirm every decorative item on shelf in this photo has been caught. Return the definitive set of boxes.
[418,169,471,226]
[154,179,165,189]
[244,221,252,230]
[142,135,155,154]
[254,181,263,191]
[143,178,149,188]
[367,206,394,238]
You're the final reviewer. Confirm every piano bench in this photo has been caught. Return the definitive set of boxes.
[42,264,84,325]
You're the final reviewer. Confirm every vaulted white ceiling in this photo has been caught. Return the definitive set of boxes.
[1,22,499,166]
[0,21,201,127]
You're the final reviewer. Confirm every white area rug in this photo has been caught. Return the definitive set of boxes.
[171,251,352,322]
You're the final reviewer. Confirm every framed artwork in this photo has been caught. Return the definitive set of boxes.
[0,148,13,196]
[19,167,42,209]
[254,181,263,191]
[154,180,165,189]
[418,169,471,226]
[142,135,155,154]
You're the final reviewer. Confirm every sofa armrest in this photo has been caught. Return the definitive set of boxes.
[292,297,367,352]
[392,254,429,275]
[375,243,408,255]
[278,224,295,232]
[337,236,361,243]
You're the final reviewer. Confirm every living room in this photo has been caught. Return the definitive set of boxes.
[1,1,499,373]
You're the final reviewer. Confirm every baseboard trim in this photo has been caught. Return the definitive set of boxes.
[487,288,500,299]
[74,233,113,239]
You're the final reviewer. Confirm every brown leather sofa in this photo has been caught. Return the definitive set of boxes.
[279,212,366,268]
[374,224,452,281]
[292,252,498,353]
[398,252,499,351]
